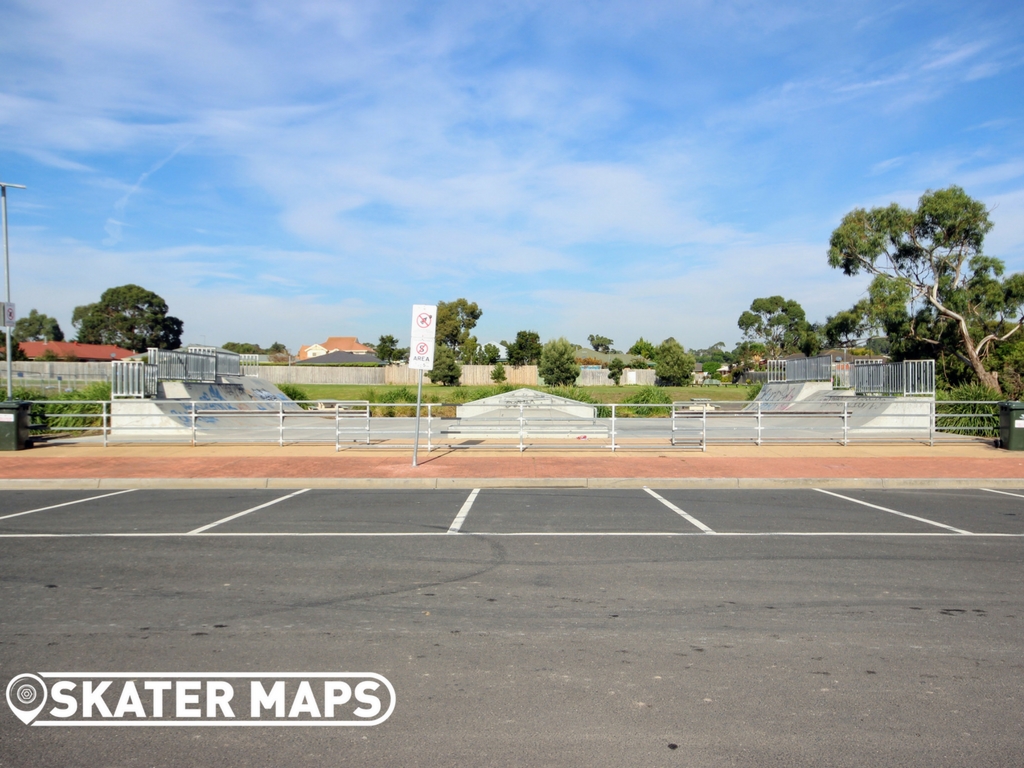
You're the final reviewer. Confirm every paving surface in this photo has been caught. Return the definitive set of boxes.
[1,440,1023,487]
[2,487,1024,767]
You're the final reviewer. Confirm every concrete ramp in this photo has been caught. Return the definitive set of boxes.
[748,381,933,437]
[112,376,304,437]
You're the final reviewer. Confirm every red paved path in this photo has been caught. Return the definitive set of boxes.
[2,451,1023,479]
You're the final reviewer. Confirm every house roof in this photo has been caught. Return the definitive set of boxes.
[298,336,372,358]
[18,341,136,361]
[295,351,384,365]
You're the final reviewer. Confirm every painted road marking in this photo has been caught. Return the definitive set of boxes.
[813,488,972,534]
[186,489,311,534]
[447,489,480,534]
[0,531,1021,538]
[0,489,137,521]
[981,488,1024,500]
[643,487,716,533]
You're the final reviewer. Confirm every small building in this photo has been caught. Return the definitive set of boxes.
[297,336,373,360]
[18,340,136,362]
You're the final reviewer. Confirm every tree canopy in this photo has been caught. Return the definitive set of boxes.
[436,299,482,362]
[538,337,581,386]
[737,296,810,358]
[655,338,695,386]
[374,334,408,364]
[587,334,613,353]
[73,284,183,352]
[828,186,1024,392]
[628,337,657,360]
[13,309,64,343]
[502,330,543,367]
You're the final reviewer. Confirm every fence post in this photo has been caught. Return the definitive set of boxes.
[702,402,707,452]
[427,403,432,453]
[365,402,371,445]
[929,400,935,447]
[278,400,284,447]
[190,401,196,447]
[610,404,616,452]
[335,403,340,452]
[756,401,762,446]
[519,403,524,453]
[842,401,848,446]
[103,400,108,448]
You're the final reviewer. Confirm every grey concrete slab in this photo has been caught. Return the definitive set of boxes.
[210,489,471,534]
[654,489,948,533]
[0,490,286,535]
[462,489,696,533]
[833,488,1024,535]
[1,533,1023,767]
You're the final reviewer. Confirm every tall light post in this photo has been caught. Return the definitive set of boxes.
[2,181,27,400]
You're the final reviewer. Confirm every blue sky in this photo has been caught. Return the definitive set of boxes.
[1,0,1023,354]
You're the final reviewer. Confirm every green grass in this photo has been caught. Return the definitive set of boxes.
[290,383,749,406]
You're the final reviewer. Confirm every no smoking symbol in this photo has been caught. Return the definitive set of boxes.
[416,342,429,355]
[416,313,432,328]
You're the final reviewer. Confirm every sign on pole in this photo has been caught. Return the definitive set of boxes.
[1,302,14,328]
[408,304,437,370]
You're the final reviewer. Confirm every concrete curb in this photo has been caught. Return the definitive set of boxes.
[0,477,1021,490]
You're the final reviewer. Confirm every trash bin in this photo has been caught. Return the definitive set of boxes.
[998,401,1024,451]
[0,400,31,451]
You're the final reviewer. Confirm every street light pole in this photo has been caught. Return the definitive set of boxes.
[2,181,27,400]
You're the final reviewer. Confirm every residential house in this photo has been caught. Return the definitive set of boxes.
[297,336,373,360]
[17,340,136,362]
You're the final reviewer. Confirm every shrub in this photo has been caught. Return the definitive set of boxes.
[619,384,671,417]
[491,362,507,383]
[936,383,1000,438]
[276,383,309,405]
[539,337,581,387]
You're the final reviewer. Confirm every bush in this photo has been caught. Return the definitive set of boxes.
[491,362,507,383]
[619,384,671,417]
[655,338,695,386]
[745,381,764,400]
[539,338,581,387]
[428,347,462,386]
[936,383,1001,437]
[276,383,310,406]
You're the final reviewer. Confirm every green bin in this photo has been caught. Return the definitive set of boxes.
[0,400,31,451]
[998,401,1024,451]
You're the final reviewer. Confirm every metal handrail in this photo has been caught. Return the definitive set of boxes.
[25,398,1003,449]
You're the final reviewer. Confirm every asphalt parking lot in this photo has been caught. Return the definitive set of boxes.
[2,488,1023,767]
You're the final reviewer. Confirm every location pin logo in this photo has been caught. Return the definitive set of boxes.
[6,674,48,725]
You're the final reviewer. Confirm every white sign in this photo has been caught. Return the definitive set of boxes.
[1,302,14,328]
[408,304,437,370]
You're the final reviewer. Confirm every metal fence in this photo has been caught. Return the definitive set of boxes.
[25,398,1002,450]
[111,360,158,398]
[853,360,935,396]
[767,355,833,383]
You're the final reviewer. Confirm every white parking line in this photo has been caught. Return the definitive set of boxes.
[187,489,310,534]
[813,488,972,534]
[0,489,137,521]
[981,488,1024,500]
[447,489,480,534]
[643,487,716,533]
[1,531,1022,538]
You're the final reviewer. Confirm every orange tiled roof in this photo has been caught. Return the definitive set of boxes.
[18,341,137,361]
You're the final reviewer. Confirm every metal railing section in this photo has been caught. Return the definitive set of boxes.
[853,360,935,396]
[767,355,834,383]
[149,347,244,382]
[111,360,157,398]
[23,398,1004,449]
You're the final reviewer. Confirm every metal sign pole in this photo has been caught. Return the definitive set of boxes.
[1,182,25,401]
[412,369,424,467]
